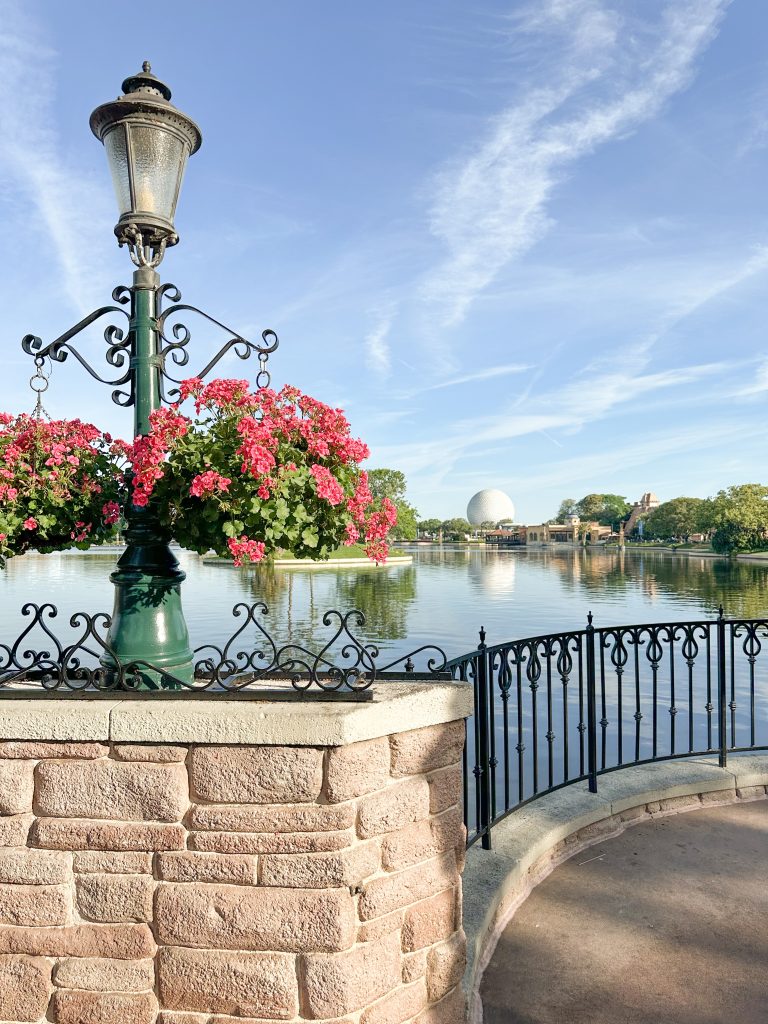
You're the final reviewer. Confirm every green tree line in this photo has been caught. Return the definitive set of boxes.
[553,486,768,555]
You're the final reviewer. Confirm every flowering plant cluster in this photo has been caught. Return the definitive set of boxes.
[128,378,397,565]
[0,413,126,566]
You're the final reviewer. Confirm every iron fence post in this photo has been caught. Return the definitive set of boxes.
[586,612,598,793]
[476,627,493,850]
[717,606,727,768]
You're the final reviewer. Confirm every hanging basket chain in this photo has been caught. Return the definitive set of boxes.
[29,357,52,482]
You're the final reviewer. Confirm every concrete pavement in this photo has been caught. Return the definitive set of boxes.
[480,799,768,1024]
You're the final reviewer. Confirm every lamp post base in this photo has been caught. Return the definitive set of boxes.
[102,509,194,689]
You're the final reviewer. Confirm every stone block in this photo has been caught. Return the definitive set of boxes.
[324,737,391,803]
[427,764,463,814]
[390,722,464,778]
[32,818,185,851]
[358,778,430,839]
[156,1014,209,1024]
[156,1015,325,1024]
[402,888,456,952]
[574,817,621,843]
[700,789,737,805]
[155,882,355,953]
[0,740,108,759]
[737,785,767,800]
[75,873,154,923]
[189,801,355,833]
[190,745,323,804]
[0,813,32,847]
[51,989,157,1024]
[157,851,256,884]
[359,851,458,921]
[73,851,153,874]
[361,979,428,1024]
[402,948,427,984]
[0,923,154,958]
[0,760,34,814]
[189,830,351,855]
[426,931,466,1002]
[0,954,50,1022]
[111,743,188,762]
[157,945,298,1018]
[0,883,69,926]
[413,985,465,1024]
[357,908,403,943]
[302,932,401,1018]
[53,956,154,992]
[260,841,380,889]
[657,794,704,813]
[0,849,70,884]
[618,804,648,823]
[35,760,188,821]
[382,807,464,872]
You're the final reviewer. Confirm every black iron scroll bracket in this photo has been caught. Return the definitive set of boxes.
[155,284,279,401]
[0,602,449,700]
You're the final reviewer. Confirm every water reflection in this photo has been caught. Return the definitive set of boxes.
[0,547,767,664]
[335,567,417,640]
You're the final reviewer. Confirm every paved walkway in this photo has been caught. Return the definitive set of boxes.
[480,799,768,1024]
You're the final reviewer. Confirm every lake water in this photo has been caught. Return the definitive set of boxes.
[1,545,767,668]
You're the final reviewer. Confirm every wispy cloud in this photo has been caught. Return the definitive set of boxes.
[421,0,731,327]
[394,361,532,399]
[364,308,395,378]
[421,362,531,392]
[732,356,768,397]
[0,0,113,313]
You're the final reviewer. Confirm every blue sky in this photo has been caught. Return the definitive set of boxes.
[0,0,766,522]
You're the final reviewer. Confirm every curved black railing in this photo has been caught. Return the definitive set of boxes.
[449,610,768,849]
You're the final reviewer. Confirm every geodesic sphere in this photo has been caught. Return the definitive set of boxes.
[466,489,516,526]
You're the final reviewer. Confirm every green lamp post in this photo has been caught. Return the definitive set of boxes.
[88,62,202,687]
[21,63,277,689]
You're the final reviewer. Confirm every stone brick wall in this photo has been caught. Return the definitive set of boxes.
[0,721,467,1024]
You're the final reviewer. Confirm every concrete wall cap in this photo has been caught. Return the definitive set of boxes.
[0,682,473,746]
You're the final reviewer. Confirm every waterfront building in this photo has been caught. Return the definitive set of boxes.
[485,520,612,547]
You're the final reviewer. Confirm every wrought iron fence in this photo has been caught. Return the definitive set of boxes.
[449,610,768,849]
[0,602,448,699]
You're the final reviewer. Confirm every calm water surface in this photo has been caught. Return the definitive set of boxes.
[1,546,767,664]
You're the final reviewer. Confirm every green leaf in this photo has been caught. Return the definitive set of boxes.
[301,526,319,548]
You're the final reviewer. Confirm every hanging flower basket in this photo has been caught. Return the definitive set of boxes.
[128,378,397,565]
[0,414,126,566]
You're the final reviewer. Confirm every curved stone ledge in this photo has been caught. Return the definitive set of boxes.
[0,682,473,746]
[463,753,768,1024]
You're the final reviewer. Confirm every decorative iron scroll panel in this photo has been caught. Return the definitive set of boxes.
[0,602,448,700]
[21,282,278,408]
[450,613,768,849]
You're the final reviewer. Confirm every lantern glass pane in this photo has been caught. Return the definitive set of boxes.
[128,124,186,220]
[104,126,132,215]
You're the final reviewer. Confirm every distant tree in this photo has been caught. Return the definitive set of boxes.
[644,497,713,542]
[480,520,497,530]
[441,517,472,540]
[556,498,579,521]
[368,468,419,541]
[710,484,768,554]
[417,518,442,538]
[577,493,631,529]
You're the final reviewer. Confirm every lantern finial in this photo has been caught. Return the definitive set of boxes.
[90,65,202,265]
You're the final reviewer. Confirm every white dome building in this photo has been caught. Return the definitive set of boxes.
[466,489,516,526]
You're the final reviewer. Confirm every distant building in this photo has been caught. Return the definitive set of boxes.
[466,489,516,527]
[625,492,660,535]
[485,521,612,547]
